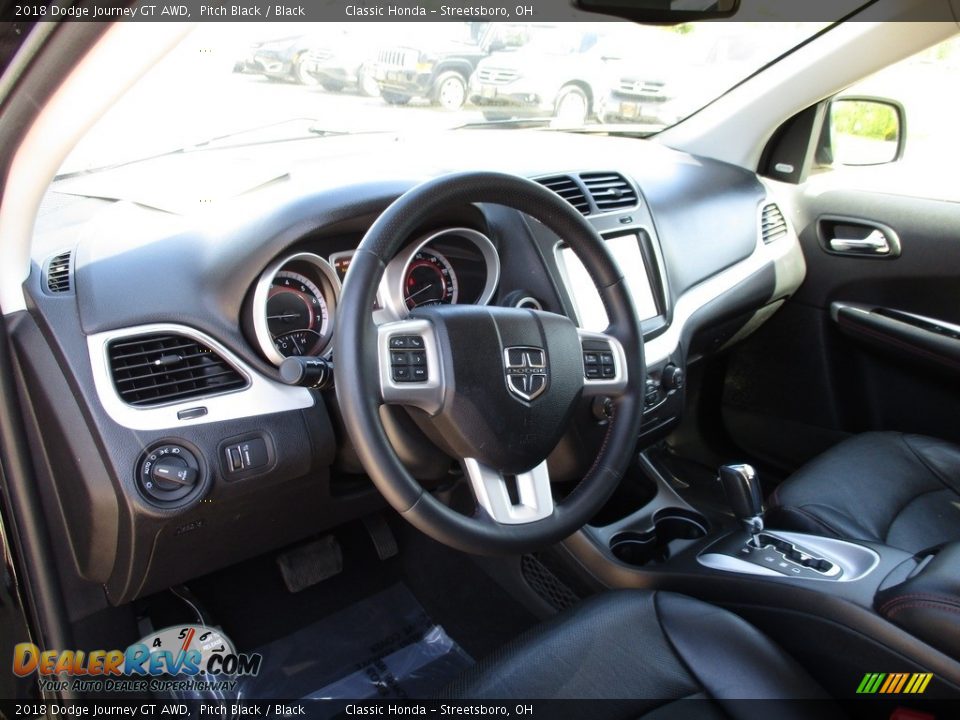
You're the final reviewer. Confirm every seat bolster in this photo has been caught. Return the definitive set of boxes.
[901,433,960,494]
[654,592,833,708]
[769,432,960,551]
[875,542,960,659]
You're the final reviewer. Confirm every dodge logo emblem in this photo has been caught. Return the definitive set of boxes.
[504,346,548,402]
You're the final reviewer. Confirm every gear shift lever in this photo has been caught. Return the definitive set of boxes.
[719,463,764,543]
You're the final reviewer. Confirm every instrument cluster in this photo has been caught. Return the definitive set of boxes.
[250,227,500,366]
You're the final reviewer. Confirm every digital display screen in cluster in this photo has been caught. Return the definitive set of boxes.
[331,251,381,310]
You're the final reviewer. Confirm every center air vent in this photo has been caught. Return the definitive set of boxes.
[761,203,788,244]
[45,250,73,294]
[108,333,247,407]
[580,172,638,212]
[535,175,590,216]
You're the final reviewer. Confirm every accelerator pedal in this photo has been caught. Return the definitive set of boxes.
[362,513,399,561]
[276,534,343,593]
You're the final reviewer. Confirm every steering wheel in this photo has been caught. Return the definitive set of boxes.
[335,172,646,555]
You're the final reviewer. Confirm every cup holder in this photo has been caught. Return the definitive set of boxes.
[610,508,708,566]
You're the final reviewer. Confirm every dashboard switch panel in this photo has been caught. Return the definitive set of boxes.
[224,437,269,475]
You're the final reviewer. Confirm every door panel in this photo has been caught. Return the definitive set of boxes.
[721,188,960,472]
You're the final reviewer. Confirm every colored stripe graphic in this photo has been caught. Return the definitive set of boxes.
[857,672,932,694]
[892,673,909,693]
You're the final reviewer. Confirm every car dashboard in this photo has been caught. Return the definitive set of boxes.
[14,130,804,606]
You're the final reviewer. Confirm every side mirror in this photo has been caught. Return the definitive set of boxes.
[828,96,906,166]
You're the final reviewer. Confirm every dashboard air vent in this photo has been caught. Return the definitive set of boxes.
[108,333,247,407]
[45,250,73,294]
[761,203,788,244]
[535,175,590,216]
[580,172,638,212]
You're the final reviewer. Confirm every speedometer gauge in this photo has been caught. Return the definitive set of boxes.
[404,250,458,309]
[267,271,329,357]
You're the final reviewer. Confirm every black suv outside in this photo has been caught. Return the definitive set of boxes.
[370,23,531,110]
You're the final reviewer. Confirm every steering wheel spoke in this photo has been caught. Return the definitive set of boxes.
[463,458,554,525]
[377,318,446,415]
[578,329,629,398]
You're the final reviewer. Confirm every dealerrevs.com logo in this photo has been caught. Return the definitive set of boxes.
[12,624,261,694]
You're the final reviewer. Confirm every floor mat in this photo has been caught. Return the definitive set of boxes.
[237,583,473,700]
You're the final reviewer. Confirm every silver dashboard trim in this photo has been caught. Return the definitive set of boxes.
[644,200,798,365]
[87,323,315,432]
[251,252,342,367]
[551,193,801,367]
[380,227,501,321]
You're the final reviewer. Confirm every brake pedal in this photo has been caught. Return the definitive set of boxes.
[276,535,343,593]
[362,513,399,561]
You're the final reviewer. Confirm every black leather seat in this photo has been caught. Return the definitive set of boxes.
[768,432,960,553]
[447,589,835,715]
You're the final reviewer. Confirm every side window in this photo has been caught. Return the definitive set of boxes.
[818,35,960,200]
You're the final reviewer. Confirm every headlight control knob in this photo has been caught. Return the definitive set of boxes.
[138,443,201,504]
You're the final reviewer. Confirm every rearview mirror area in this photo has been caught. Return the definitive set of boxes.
[574,0,740,24]
[829,96,906,166]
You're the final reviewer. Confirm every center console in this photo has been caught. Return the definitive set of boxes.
[557,454,960,698]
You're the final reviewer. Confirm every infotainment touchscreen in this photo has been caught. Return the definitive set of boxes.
[559,234,659,331]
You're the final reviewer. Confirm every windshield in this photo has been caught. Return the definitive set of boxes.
[60,17,837,176]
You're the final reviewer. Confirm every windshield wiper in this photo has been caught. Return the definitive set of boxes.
[54,118,352,181]
[454,117,661,137]
[455,117,555,130]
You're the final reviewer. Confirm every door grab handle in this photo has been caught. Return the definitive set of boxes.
[828,230,891,255]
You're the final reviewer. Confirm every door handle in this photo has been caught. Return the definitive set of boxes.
[828,229,891,255]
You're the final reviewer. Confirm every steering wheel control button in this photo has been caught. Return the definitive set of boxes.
[389,335,429,383]
[601,352,616,378]
[137,443,202,504]
[389,335,425,349]
[582,342,616,380]
[579,331,630,398]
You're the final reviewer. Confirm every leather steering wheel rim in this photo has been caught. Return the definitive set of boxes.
[334,171,646,555]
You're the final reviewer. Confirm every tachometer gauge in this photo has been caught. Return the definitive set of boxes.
[267,271,329,357]
[251,252,340,366]
[404,250,458,309]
